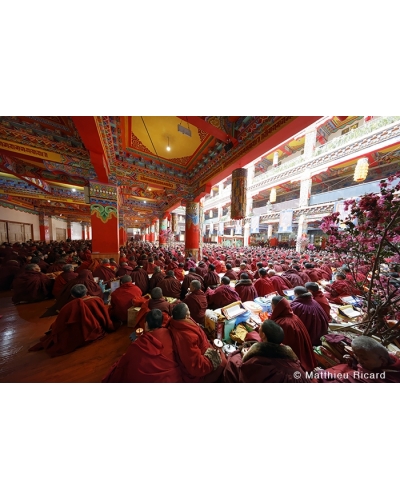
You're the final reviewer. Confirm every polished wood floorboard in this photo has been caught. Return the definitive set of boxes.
[0,291,132,383]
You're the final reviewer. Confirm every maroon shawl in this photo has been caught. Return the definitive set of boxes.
[206,284,241,309]
[131,267,149,294]
[53,270,103,312]
[159,276,182,299]
[102,328,183,383]
[270,298,317,372]
[183,289,208,325]
[109,282,143,322]
[29,296,114,357]
[235,279,258,302]
[12,270,53,304]
[290,292,329,346]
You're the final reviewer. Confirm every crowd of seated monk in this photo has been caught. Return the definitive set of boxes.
[3,239,400,382]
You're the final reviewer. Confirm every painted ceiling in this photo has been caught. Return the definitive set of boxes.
[0,115,331,227]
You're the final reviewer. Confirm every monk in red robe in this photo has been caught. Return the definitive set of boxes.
[253,269,276,296]
[148,287,175,315]
[174,263,185,281]
[206,277,241,309]
[131,266,150,294]
[92,258,116,285]
[321,272,356,304]
[109,275,144,323]
[116,262,134,277]
[29,284,114,357]
[303,263,320,282]
[180,268,205,299]
[52,264,78,298]
[168,303,226,382]
[183,280,208,326]
[223,263,238,281]
[102,309,183,383]
[290,286,329,346]
[159,271,182,299]
[203,264,221,290]
[235,273,258,302]
[195,261,208,278]
[318,336,400,383]
[269,296,317,372]
[52,269,103,313]
[12,263,53,304]
[305,282,331,320]
[281,267,305,287]
[224,320,310,383]
[267,269,291,295]
[146,258,157,274]
[0,259,20,290]
[148,267,166,291]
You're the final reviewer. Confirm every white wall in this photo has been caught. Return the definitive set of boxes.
[0,206,40,240]
[50,217,67,241]
[71,222,82,240]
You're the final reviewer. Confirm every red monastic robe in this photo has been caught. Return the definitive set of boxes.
[290,292,329,346]
[52,270,78,298]
[183,289,208,325]
[206,285,241,309]
[159,276,182,299]
[12,270,53,304]
[224,343,310,383]
[29,296,114,357]
[270,298,317,372]
[109,282,144,322]
[318,355,400,383]
[253,277,276,296]
[102,328,183,383]
[168,317,225,383]
[92,264,116,284]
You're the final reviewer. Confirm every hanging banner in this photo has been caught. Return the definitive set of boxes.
[278,209,293,233]
[250,215,260,234]
[218,222,224,236]
[202,223,207,235]
[234,221,242,235]
[209,222,213,233]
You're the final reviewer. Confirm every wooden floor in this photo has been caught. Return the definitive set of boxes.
[0,291,132,383]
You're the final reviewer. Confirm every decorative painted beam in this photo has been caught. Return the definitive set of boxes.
[72,117,110,183]
[177,116,237,145]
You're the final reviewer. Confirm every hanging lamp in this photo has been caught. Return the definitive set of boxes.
[354,157,369,182]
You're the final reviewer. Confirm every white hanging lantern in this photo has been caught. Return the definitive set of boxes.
[354,157,369,182]
[273,151,279,166]
[270,187,277,203]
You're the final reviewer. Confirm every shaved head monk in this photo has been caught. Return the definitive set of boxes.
[206,276,241,309]
[12,263,53,304]
[102,309,183,383]
[159,270,182,299]
[183,280,208,326]
[168,303,225,383]
[92,258,116,285]
[148,287,173,315]
[29,284,114,357]
[224,320,310,383]
[109,275,143,323]
[318,336,400,383]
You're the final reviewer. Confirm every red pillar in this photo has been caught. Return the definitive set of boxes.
[159,214,169,247]
[39,213,50,243]
[185,201,200,260]
[89,182,120,261]
[119,227,127,245]
[67,221,72,240]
